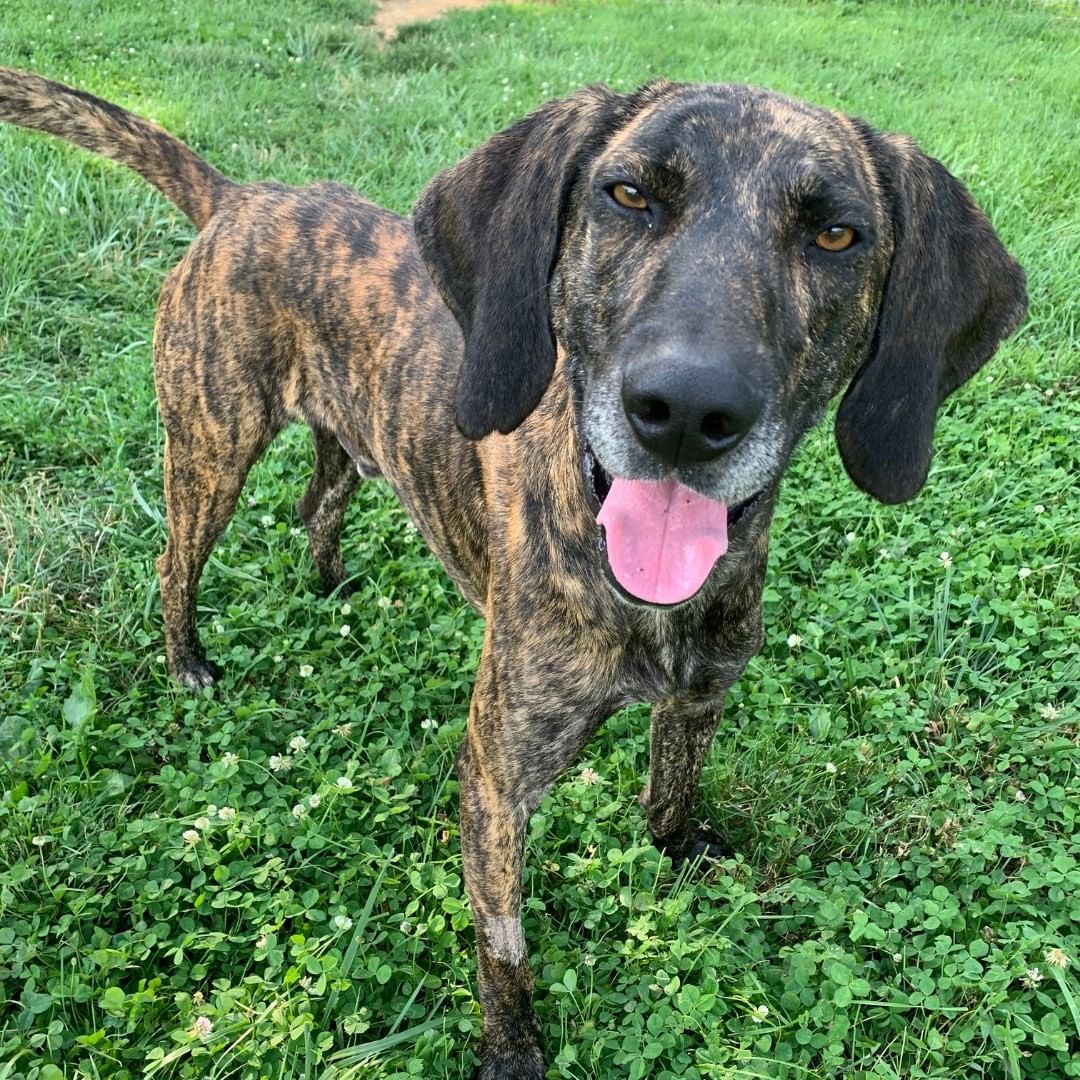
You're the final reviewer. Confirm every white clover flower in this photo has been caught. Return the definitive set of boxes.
[269,754,292,773]
[291,803,307,819]
[218,806,237,822]
[222,752,239,768]
[290,525,304,537]
[298,664,314,678]
[341,602,352,616]
[193,817,211,831]
[58,205,69,215]
[377,596,392,610]
[879,548,891,560]
[1040,703,1060,721]
[308,794,321,809]
[939,551,952,570]
[289,734,309,753]
[825,762,838,774]
[333,914,353,931]
[333,723,352,738]
[1033,504,1045,514]
[32,835,50,847]
[255,933,268,949]
[339,624,351,637]
[261,515,275,528]
[183,829,201,846]
[845,531,857,543]
[579,767,600,785]
[1022,967,1044,989]
[1014,789,1027,802]
[750,1004,770,1023]
[420,717,438,730]
[1045,948,1070,969]
[273,655,283,664]
[787,633,803,648]
[1017,566,1032,579]
[190,1015,213,1040]
[335,776,354,791]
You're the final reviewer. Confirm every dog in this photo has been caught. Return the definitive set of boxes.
[1,69,1026,1078]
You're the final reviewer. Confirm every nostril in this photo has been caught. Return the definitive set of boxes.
[634,397,670,425]
[701,411,741,445]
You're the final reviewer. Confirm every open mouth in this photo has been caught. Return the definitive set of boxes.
[586,445,614,507]
[584,443,763,607]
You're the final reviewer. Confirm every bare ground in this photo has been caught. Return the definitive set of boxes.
[373,0,499,39]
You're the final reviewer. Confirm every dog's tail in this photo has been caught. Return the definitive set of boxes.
[0,67,238,230]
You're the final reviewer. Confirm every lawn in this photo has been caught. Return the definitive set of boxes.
[0,1,1078,1077]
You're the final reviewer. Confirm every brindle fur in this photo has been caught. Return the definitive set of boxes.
[2,68,1026,1079]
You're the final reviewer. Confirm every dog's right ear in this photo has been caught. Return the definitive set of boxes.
[413,86,631,439]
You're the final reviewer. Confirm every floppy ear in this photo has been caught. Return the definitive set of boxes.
[412,86,631,439]
[835,131,1027,504]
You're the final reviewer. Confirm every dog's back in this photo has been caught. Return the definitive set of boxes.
[1,66,491,679]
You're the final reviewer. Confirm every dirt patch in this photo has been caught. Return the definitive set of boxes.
[373,0,499,39]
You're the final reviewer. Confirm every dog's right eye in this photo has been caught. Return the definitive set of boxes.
[609,183,649,211]
[814,225,858,252]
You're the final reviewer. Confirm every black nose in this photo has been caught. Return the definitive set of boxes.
[621,355,763,467]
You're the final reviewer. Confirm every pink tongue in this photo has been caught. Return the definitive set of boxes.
[597,477,729,604]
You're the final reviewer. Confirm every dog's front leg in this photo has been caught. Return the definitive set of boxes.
[458,641,604,1080]
[458,742,543,1080]
[640,696,731,867]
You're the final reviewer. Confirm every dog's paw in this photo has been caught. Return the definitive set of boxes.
[473,1046,546,1080]
[662,829,733,872]
[318,575,357,599]
[173,656,220,690]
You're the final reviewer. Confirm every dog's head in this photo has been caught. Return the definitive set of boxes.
[413,82,1027,605]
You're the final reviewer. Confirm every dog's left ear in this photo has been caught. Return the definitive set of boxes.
[835,131,1027,504]
[413,86,636,439]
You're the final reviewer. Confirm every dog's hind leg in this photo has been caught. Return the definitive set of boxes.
[295,426,372,595]
[156,427,273,689]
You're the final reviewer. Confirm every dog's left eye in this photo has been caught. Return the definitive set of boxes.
[609,183,649,211]
[814,225,857,252]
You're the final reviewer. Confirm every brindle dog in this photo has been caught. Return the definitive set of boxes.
[1,70,1025,1078]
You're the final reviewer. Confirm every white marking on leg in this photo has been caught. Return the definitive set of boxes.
[481,915,526,964]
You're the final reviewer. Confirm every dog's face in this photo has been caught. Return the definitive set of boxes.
[414,81,1026,605]
[552,86,890,509]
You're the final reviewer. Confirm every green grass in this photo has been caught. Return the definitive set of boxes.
[1,0,1078,1077]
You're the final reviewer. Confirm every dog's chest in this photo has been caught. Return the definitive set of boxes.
[614,600,761,704]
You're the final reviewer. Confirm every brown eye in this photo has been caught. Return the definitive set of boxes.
[610,182,649,210]
[814,225,857,252]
